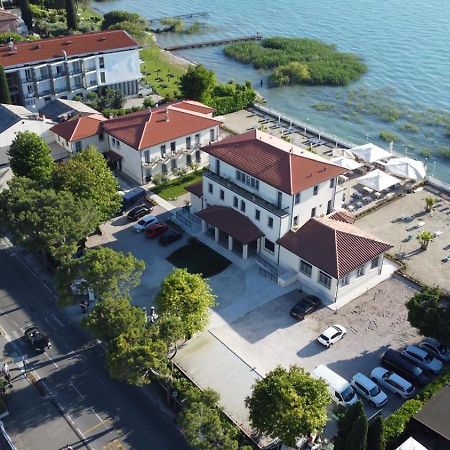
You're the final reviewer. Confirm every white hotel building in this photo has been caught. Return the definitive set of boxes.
[188,130,394,308]
[1,30,142,110]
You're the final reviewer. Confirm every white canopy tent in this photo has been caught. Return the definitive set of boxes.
[330,156,362,171]
[332,148,356,159]
[356,169,401,192]
[385,157,426,180]
[350,143,392,163]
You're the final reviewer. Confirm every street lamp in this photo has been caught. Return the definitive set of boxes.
[431,161,437,178]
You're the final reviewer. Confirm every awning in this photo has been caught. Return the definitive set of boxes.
[350,143,392,162]
[356,169,401,192]
[196,205,264,244]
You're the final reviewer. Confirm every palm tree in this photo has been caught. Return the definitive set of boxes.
[417,231,433,250]
[425,197,436,212]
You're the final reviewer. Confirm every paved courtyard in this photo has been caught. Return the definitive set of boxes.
[356,188,450,291]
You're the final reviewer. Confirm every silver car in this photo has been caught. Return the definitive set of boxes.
[351,372,388,408]
[133,214,158,232]
[402,345,443,374]
[370,367,415,400]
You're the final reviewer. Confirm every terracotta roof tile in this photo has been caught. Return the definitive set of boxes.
[0,30,139,68]
[328,210,356,224]
[203,130,347,194]
[196,205,264,244]
[278,217,392,278]
[185,181,203,197]
[50,114,106,142]
[103,101,221,150]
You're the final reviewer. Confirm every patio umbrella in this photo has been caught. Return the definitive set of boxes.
[385,157,426,180]
[330,156,362,171]
[350,143,392,163]
[332,148,356,159]
[356,169,401,192]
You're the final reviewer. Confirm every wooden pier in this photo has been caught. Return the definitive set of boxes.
[164,34,262,51]
[148,12,208,23]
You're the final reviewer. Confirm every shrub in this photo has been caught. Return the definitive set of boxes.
[379,130,400,142]
[418,366,450,402]
[102,11,143,30]
[384,399,423,446]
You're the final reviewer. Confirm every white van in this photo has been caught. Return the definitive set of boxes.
[311,365,358,406]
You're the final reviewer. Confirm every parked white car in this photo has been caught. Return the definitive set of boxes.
[419,339,450,363]
[133,214,158,232]
[370,367,416,400]
[351,372,388,408]
[317,324,347,348]
[401,345,443,374]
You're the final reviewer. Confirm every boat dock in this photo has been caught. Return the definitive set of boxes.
[164,34,262,51]
[148,12,208,23]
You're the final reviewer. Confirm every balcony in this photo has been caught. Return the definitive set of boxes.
[37,89,52,98]
[204,170,289,218]
[53,71,66,79]
[84,66,96,73]
[54,87,68,94]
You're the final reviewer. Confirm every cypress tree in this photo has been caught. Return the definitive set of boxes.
[66,0,78,30]
[19,0,33,30]
[0,65,11,104]
[345,415,368,450]
[367,416,386,450]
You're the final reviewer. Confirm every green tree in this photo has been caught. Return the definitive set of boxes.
[335,401,366,450]
[8,131,56,185]
[345,414,368,450]
[56,247,145,303]
[106,327,169,385]
[0,65,11,104]
[0,177,99,264]
[82,296,147,343]
[424,196,436,212]
[367,415,385,450]
[406,287,450,345]
[101,10,143,30]
[55,146,121,221]
[65,0,78,30]
[155,268,216,338]
[416,230,433,250]
[180,65,216,104]
[19,0,33,30]
[245,366,330,446]
[180,389,240,450]
[0,32,29,44]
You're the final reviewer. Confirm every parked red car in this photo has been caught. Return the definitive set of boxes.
[145,223,169,239]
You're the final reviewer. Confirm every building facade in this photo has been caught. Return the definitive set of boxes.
[1,30,142,110]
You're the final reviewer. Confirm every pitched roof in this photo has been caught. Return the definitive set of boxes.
[39,99,99,120]
[328,210,356,224]
[203,129,347,194]
[185,181,203,197]
[0,30,140,68]
[103,101,221,150]
[50,114,106,141]
[277,217,392,278]
[0,103,33,133]
[196,205,264,244]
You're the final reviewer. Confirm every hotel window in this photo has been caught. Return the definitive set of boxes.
[170,141,176,153]
[233,196,238,208]
[294,193,300,204]
[313,185,319,196]
[277,191,282,209]
[371,256,380,269]
[240,200,246,212]
[330,178,335,188]
[100,72,106,83]
[98,133,104,142]
[208,183,213,194]
[339,276,349,286]
[195,133,200,145]
[220,189,224,200]
[75,141,82,152]
[311,207,316,217]
[264,239,275,253]
[318,271,331,289]
[356,266,365,278]
[171,158,177,170]
[293,216,299,226]
[300,260,312,277]
[255,209,260,221]
[186,136,191,149]
[144,150,150,163]
[160,145,166,157]
[268,217,273,228]
[215,159,220,175]
[99,56,104,69]
[210,129,215,141]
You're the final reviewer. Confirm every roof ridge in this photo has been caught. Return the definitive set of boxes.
[70,117,82,141]
[137,112,152,150]
[334,227,340,278]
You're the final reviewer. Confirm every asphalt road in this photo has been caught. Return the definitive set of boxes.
[0,240,191,450]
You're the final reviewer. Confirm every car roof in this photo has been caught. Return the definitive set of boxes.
[322,325,342,337]
[405,345,428,358]
[141,214,156,221]
[352,372,376,388]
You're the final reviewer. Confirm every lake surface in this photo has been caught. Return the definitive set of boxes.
[94,0,450,182]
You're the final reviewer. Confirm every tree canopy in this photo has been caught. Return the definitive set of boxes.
[56,246,145,303]
[155,268,216,338]
[19,0,33,29]
[180,65,217,104]
[406,287,450,345]
[0,65,11,104]
[8,131,56,185]
[65,0,78,30]
[367,415,385,450]
[245,366,330,446]
[55,146,121,222]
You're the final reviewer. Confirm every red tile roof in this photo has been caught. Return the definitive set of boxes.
[0,30,140,68]
[328,210,356,224]
[196,205,264,244]
[203,130,347,194]
[103,101,221,150]
[50,114,106,141]
[185,181,203,197]
[278,217,392,278]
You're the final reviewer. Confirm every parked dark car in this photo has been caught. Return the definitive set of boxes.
[290,295,321,321]
[119,187,147,213]
[381,349,429,386]
[419,339,450,363]
[159,230,182,246]
[127,204,152,221]
[24,326,51,352]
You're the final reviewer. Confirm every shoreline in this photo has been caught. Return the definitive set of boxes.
[150,34,195,69]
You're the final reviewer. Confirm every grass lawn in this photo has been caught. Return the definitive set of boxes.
[167,241,231,277]
[80,7,102,21]
[152,171,204,200]
[140,39,187,99]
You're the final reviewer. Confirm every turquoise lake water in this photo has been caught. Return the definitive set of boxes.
[94,0,450,182]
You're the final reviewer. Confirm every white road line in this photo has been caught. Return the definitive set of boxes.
[10,319,20,328]
[44,352,59,368]
[70,382,85,399]
[50,313,65,327]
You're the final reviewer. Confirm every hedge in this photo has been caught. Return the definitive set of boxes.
[384,399,423,446]
[418,365,450,402]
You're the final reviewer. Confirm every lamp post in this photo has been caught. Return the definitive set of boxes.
[304,118,309,135]
[431,161,437,178]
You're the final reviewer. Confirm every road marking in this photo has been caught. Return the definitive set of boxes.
[84,419,110,435]
[10,319,20,328]
[70,382,85,399]
[44,352,59,368]
[50,313,65,327]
